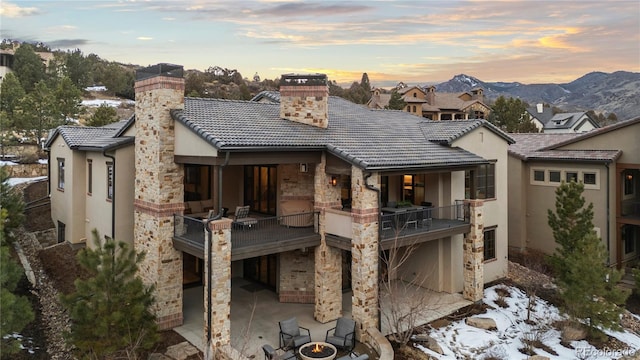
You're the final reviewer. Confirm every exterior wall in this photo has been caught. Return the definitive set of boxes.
[280,163,315,202]
[279,250,315,303]
[84,154,114,244]
[114,146,135,244]
[522,161,612,263]
[279,75,329,129]
[175,122,218,157]
[557,122,640,164]
[221,166,243,212]
[453,127,509,282]
[396,240,444,291]
[507,155,527,252]
[573,116,597,132]
[133,73,185,330]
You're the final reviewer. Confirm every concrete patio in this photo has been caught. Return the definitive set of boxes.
[175,278,471,359]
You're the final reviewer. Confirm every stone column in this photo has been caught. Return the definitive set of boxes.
[204,218,233,350]
[314,155,342,322]
[350,168,379,341]
[133,65,185,329]
[463,199,484,302]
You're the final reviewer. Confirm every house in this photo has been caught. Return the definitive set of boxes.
[526,104,601,133]
[0,44,54,83]
[508,117,640,268]
[367,86,491,120]
[46,64,513,357]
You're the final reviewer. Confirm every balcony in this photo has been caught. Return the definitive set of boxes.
[326,203,471,251]
[173,212,321,261]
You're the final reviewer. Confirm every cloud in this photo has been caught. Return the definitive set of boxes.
[47,39,90,48]
[137,37,153,41]
[0,2,39,18]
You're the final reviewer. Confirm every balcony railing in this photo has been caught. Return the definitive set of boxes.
[173,212,320,259]
[380,202,469,240]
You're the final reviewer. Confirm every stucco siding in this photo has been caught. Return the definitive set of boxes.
[175,122,218,157]
[507,156,527,252]
[84,155,113,244]
[557,121,640,164]
[115,146,135,246]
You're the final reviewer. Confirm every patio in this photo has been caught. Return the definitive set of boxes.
[174,278,471,359]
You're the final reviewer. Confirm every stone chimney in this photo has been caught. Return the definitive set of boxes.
[471,88,484,103]
[536,103,544,113]
[279,74,329,129]
[426,85,436,105]
[133,63,185,330]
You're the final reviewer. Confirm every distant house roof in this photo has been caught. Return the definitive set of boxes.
[525,105,554,124]
[172,93,512,171]
[44,119,134,152]
[543,112,596,131]
[420,119,515,145]
[539,116,640,149]
[508,133,621,162]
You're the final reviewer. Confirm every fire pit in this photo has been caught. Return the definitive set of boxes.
[298,342,337,360]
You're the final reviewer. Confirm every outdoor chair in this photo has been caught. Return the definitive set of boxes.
[278,317,311,349]
[325,317,356,352]
[232,205,257,229]
[262,344,296,360]
[336,353,369,360]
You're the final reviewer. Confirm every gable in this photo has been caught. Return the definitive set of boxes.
[556,120,640,164]
[174,121,219,157]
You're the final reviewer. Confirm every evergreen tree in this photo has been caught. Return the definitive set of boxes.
[386,90,406,110]
[86,104,118,127]
[61,230,158,359]
[0,72,26,119]
[63,48,92,90]
[360,72,371,93]
[54,76,83,124]
[16,80,59,147]
[12,43,46,92]
[548,181,628,337]
[0,166,25,245]
[488,95,538,133]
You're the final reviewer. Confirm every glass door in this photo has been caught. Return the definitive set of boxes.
[244,165,277,215]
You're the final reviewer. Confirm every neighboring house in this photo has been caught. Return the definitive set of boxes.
[45,119,135,246]
[367,86,491,120]
[47,64,513,356]
[508,117,640,268]
[0,46,54,83]
[526,104,600,133]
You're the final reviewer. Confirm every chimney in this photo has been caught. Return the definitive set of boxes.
[471,88,484,102]
[536,103,544,113]
[279,74,329,129]
[426,85,436,105]
[133,63,185,330]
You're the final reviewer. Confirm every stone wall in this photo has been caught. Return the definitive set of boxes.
[2,163,47,178]
[280,163,314,200]
[133,70,186,330]
[463,199,484,302]
[279,74,329,129]
[205,218,233,348]
[279,249,315,303]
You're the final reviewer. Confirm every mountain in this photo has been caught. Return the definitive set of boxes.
[434,71,640,120]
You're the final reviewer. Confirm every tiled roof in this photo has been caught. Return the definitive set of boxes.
[540,116,640,149]
[508,133,620,162]
[172,96,499,171]
[45,121,134,151]
[251,91,280,103]
[544,112,590,130]
[420,119,515,145]
[526,106,554,124]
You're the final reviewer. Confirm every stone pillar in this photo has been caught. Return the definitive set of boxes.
[133,64,185,329]
[204,218,233,350]
[314,155,342,322]
[463,199,484,302]
[350,168,379,341]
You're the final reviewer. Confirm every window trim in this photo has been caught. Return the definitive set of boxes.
[57,158,65,190]
[483,226,497,262]
[87,159,93,195]
[106,162,114,201]
[466,162,496,200]
[530,168,600,189]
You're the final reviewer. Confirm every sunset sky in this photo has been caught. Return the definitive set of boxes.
[2,0,639,87]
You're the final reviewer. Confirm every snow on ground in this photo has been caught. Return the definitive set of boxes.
[81,99,134,107]
[5,176,47,186]
[84,85,107,92]
[420,285,640,359]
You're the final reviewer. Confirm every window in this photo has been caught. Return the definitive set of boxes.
[533,170,545,182]
[466,163,496,199]
[483,227,496,261]
[623,225,636,255]
[87,160,93,195]
[566,171,578,183]
[583,172,596,185]
[412,105,416,112]
[624,172,634,196]
[549,170,561,183]
[57,221,66,243]
[107,162,114,200]
[57,158,65,190]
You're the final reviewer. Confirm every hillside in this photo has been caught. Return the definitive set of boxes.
[434,71,640,120]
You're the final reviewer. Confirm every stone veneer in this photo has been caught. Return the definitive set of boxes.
[205,218,233,348]
[350,167,380,342]
[133,70,185,329]
[279,250,315,303]
[279,74,329,129]
[463,199,484,302]
[313,155,343,322]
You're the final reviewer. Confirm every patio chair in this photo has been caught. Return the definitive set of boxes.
[336,353,369,360]
[262,344,296,360]
[325,317,356,352]
[232,205,257,229]
[278,317,311,349]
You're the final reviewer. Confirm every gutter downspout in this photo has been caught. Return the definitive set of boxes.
[605,162,611,266]
[363,171,382,332]
[103,150,116,239]
[205,151,230,359]
[47,150,51,196]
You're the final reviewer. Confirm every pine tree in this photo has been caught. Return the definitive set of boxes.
[0,209,35,355]
[0,166,25,245]
[386,90,406,110]
[86,104,118,127]
[61,230,158,358]
[548,181,629,338]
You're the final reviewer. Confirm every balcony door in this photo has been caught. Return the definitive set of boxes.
[244,165,277,215]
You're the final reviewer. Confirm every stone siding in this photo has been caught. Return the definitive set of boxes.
[2,163,47,178]
[205,218,233,348]
[279,83,329,129]
[133,72,185,330]
[280,163,314,200]
[463,199,484,302]
[279,250,315,303]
